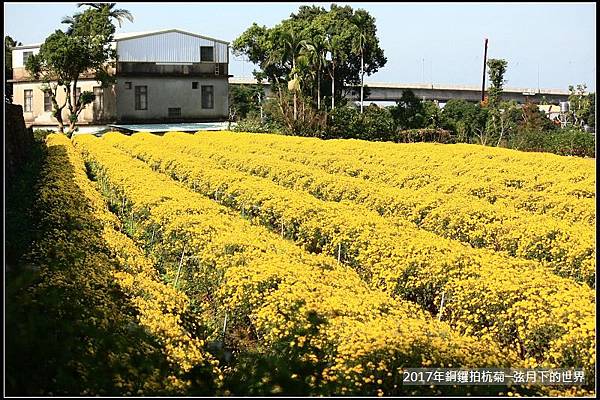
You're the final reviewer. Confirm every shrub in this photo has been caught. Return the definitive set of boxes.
[326,104,396,141]
[551,128,596,157]
[360,104,396,141]
[232,114,280,134]
[33,129,54,142]
[393,128,454,143]
[326,106,361,139]
[510,128,595,158]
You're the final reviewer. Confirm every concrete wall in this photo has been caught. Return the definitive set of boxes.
[12,80,117,126]
[115,77,229,122]
[363,87,570,104]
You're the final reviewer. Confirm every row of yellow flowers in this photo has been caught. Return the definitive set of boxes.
[103,132,595,386]
[146,131,594,287]
[217,131,595,225]
[25,134,219,395]
[73,133,530,396]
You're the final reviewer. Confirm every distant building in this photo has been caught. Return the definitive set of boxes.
[537,104,562,120]
[10,29,231,127]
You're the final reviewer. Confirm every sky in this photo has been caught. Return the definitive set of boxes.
[4,2,596,91]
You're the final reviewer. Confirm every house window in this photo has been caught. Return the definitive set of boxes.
[192,81,199,89]
[200,46,214,62]
[135,85,148,110]
[93,87,104,110]
[24,89,33,112]
[125,81,132,89]
[201,85,214,109]
[44,90,52,112]
[23,51,33,65]
[75,87,81,104]
[168,107,181,117]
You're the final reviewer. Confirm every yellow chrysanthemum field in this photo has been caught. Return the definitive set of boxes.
[33,131,595,396]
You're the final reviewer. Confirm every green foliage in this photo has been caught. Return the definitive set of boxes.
[5,35,21,103]
[327,105,361,138]
[229,84,264,121]
[359,103,396,140]
[441,99,488,143]
[393,128,454,143]
[233,114,280,134]
[232,4,386,111]
[486,59,507,92]
[33,129,55,142]
[567,84,594,129]
[6,141,176,396]
[388,91,442,131]
[223,311,333,396]
[5,135,45,268]
[25,3,130,136]
[509,127,595,158]
[389,90,427,130]
[422,100,442,129]
[484,58,508,144]
[519,101,556,133]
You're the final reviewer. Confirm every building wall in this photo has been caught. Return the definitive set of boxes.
[11,30,231,125]
[115,77,229,122]
[117,31,228,63]
[11,47,40,69]
[12,80,117,126]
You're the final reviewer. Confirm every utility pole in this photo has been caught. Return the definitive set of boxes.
[481,38,488,102]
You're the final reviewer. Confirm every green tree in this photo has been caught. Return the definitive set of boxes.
[300,34,327,110]
[586,93,595,131]
[484,58,508,145]
[351,9,370,113]
[486,58,507,108]
[5,36,22,103]
[567,84,594,129]
[62,2,133,33]
[26,4,131,136]
[441,99,488,143]
[389,90,426,130]
[228,83,264,122]
[519,101,555,133]
[360,103,395,140]
[422,100,442,129]
[232,4,386,118]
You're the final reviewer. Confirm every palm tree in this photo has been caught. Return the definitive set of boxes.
[280,29,303,121]
[62,3,133,33]
[78,3,134,27]
[351,11,369,114]
[324,34,338,111]
[300,34,327,110]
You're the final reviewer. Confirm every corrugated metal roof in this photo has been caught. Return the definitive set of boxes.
[115,28,229,44]
[14,28,229,50]
[117,30,228,63]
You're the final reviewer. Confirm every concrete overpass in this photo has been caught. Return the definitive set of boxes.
[229,77,571,104]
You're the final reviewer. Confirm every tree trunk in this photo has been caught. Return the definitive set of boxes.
[69,81,79,134]
[50,85,66,134]
[331,64,335,110]
[360,51,364,114]
[292,58,297,121]
[317,69,321,110]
